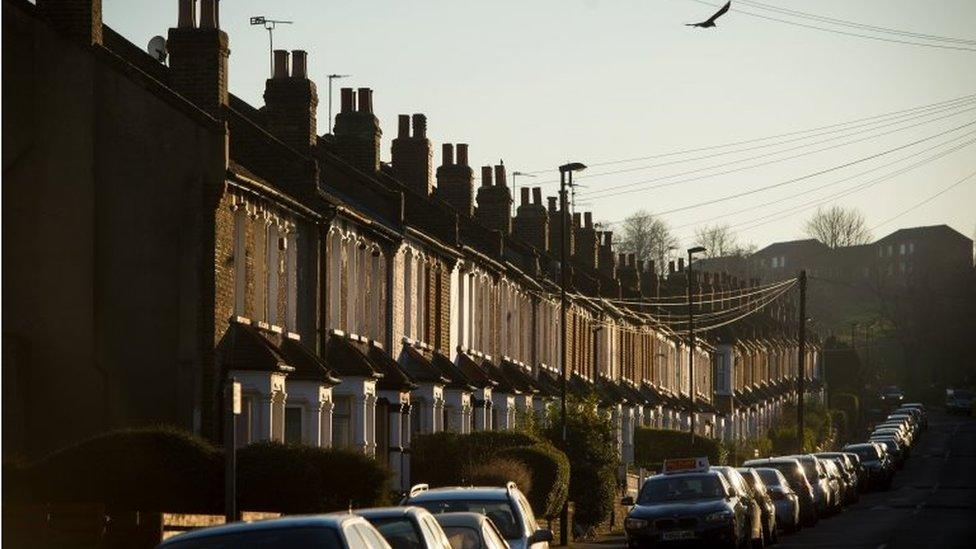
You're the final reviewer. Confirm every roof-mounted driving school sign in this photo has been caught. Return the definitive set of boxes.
[662,457,710,474]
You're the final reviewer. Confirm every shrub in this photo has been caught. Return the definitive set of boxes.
[634,428,723,472]
[26,426,222,513]
[411,431,570,519]
[237,442,391,513]
[461,458,533,495]
[543,396,619,531]
[496,444,570,519]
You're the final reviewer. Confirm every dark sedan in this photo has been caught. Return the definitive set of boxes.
[624,470,750,549]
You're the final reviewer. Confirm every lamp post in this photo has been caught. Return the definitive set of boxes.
[558,161,585,546]
[686,246,706,444]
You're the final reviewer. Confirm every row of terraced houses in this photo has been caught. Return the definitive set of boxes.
[3,0,822,489]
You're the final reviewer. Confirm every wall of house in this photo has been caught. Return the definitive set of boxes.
[1,5,225,454]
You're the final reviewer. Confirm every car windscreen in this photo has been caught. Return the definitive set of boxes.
[368,517,424,549]
[441,526,480,549]
[637,474,725,504]
[755,469,783,488]
[163,526,342,549]
[413,500,520,540]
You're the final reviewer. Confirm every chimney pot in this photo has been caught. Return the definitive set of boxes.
[481,166,493,187]
[678,257,685,271]
[412,114,427,138]
[618,253,627,266]
[199,0,218,29]
[605,231,613,245]
[291,50,307,78]
[442,143,455,166]
[340,87,355,113]
[532,187,542,205]
[573,212,582,228]
[648,259,656,274]
[668,261,676,274]
[584,212,593,229]
[397,115,410,138]
[628,253,636,267]
[637,260,645,272]
[272,49,289,79]
[494,165,506,187]
[178,0,196,28]
[547,196,557,213]
[520,187,530,206]
[456,143,469,166]
[357,88,372,113]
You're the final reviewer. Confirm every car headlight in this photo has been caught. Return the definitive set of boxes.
[705,511,733,523]
[625,518,649,530]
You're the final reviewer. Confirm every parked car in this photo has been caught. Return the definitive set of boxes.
[433,512,511,549]
[754,467,801,534]
[783,455,831,517]
[869,437,905,469]
[622,459,753,549]
[814,453,859,502]
[880,386,904,406]
[946,389,974,414]
[357,506,452,549]
[898,403,928,429]
[842,443,892,490]
[402,483,551,549]
[742,458,818,527]
[819,459,844,512]
[711,466,765,547]
[157,514,392,549]
[736,467,779,544]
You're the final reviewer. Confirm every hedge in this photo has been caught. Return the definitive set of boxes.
[496,444,570,519]
[238,442,391,512]
[634,428,723,472]
[16,428,392,514]
[25,427,222,513]
[461,458,533,496]
[411,431,569,519]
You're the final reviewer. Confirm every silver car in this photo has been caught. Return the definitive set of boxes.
[357,506,453,549]
[157,513,392,548]
[434,512,511,549]
[784,454,832,517]
[754,467,801,534]
[403,483,552,549]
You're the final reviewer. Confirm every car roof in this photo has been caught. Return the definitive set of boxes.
[159,514,362,545]
[408,486,512,502]
[432,512,490,529]
[647,470,725,481]
[743,457,801,466]
[357,506,431,519]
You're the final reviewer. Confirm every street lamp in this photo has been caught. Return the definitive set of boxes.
[558,161,585,546]
[686,246,706,444]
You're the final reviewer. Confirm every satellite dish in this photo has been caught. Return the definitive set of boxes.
[147,36,167,64]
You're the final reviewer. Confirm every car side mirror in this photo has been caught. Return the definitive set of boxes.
[620,496,635,506]
[529,529,554,544]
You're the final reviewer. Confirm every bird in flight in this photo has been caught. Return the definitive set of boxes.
[686,1,731,28]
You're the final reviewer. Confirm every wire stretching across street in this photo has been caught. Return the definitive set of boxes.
[566,277,797,307]
[869,169,976,231]
[519,92,976,176]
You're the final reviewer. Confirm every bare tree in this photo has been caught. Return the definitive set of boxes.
[693,223,754,258]
[804,206,872,248]
[615,210,679,274]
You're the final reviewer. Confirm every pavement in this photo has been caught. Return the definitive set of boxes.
[572,410,976,548]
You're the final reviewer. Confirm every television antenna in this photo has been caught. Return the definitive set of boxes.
[250,16,293,77]
[327,74,352,134]
[147,35,167,64]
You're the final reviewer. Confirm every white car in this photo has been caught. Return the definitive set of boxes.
[402,483,552,549]
[158,513,392,548]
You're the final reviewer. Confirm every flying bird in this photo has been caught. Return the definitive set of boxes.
[686,1,731,28]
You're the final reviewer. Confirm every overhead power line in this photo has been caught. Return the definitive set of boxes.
[686,0,976,52]
[736,0,976,46]
[597,118,976,224]
[523,92,976,179]
[869,169,976,231]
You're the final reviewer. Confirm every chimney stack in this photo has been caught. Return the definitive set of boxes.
[435,142,474,216]
[514,186,549,252]
[38,0,104,46]
[574,211,598,269]
[334,87,382,173]
[475,164,512,233]
[598,231,615,276]
[548,194,575,259]
[264,49,319,152]
[391,112,433,195]
[168,0,230,116]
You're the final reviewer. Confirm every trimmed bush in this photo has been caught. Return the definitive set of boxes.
[496,444,570,519]
[543,397,619,531]
[461,458,533,495]
[634,428,723,472]
[238,442,391,513]
[411,431,570,519]
[26,426,222,513]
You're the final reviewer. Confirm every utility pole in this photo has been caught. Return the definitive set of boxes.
[686,246,706,444]
[224,376,240,523]
[796,270,807,454]
[557,162,585,547]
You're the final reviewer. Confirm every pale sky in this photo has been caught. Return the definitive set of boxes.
[104,0,976,251]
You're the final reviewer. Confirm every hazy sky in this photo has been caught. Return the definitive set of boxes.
[104,0,976,251]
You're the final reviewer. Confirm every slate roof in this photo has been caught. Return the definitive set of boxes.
[324,334,381,378]
[279,336,340,384]
[216,322,293,374]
